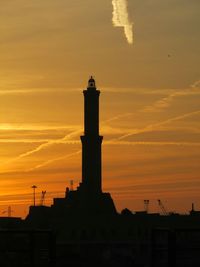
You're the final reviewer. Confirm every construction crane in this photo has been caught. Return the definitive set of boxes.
[144,200,149,213]
[157,199,168,215]
[2,206,13,217]
[40,191,46,206]
[31,185,37,206]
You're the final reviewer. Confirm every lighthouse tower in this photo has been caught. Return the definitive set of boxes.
[80,76,103,195]
[52,77,116,215]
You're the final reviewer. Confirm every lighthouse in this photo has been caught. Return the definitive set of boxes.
[80,76,103,195]
[52,77,116,215]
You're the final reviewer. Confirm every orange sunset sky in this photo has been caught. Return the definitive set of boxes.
[0,0,200,218]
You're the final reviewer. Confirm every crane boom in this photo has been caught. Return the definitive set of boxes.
[158,199,168,215]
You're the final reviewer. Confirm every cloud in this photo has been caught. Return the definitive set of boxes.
[112,0,133,44]
[191,79,200,89]
[25,110,200,171]
[0,124,82,145]
[27,150,81,172]
[1,112,132,167]
[142,87,200,113]
[102,112,133,124]
[0,190,65,206]
[2,107,199,173]
[1,129,82,166]
[116,110,200,141]
[0,123,81,131]
[0,88,81,95]
[105,140,200,147]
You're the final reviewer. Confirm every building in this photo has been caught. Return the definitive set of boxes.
[27,77,116,225]
[4,77,200,266]
[51,77,116,216]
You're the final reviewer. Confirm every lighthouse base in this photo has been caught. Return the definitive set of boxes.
[51,187,117,217]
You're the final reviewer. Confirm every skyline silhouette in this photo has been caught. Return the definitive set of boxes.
[0,74,200,218]
[0,77,198,220]
[0,1,199,265]
[0,79,199,267]
[0,0,200,218]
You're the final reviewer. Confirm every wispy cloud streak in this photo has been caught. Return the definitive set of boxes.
[2,108,200,172]
[27,150,81,172]
[117,110,200,141]
[0,88,82,95]
[25,110,200,171]
[105,140,200,147]
[2,129,82,166]
[102,112,133,124]
[112,0,133,44]
[0,123,80,131]
[2,113,132,166]
[191,79,200,89]
[143,85,200,113]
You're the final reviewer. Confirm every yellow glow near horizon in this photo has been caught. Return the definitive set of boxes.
[0,0,200,218]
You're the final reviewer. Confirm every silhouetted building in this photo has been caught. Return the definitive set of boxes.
[27,77,116,221]
[51,77,116,216]
[6,77,200,266]
[81,76,102,194]
[0,217,22,229]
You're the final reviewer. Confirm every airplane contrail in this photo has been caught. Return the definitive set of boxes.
[112,0,133,44]
[27,150,81,172]
[2,107,199,172]
[117,110,200,141]
[105,140,200,147]
[1,129,82,166]
[26,110,200,171]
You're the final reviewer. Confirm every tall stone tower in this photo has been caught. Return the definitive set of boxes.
[52,77,116,215]
[80,76,103,195]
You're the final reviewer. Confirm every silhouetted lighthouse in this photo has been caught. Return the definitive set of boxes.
[81,77,103,195]
[51,77,116,215]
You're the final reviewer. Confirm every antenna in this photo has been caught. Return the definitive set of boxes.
[40,191,46,206]
[144,200,149,213]
[192,203,194,212]
[31,185,37,206]
[70,180,74,191]
[8,206,12,217]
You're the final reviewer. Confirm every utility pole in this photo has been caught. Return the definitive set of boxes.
[144,200,150,213]
[8,206,12,217]
[31,185,37,206]
[2,206,13,217]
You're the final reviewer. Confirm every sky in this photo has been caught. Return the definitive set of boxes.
[0,0,200,218]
